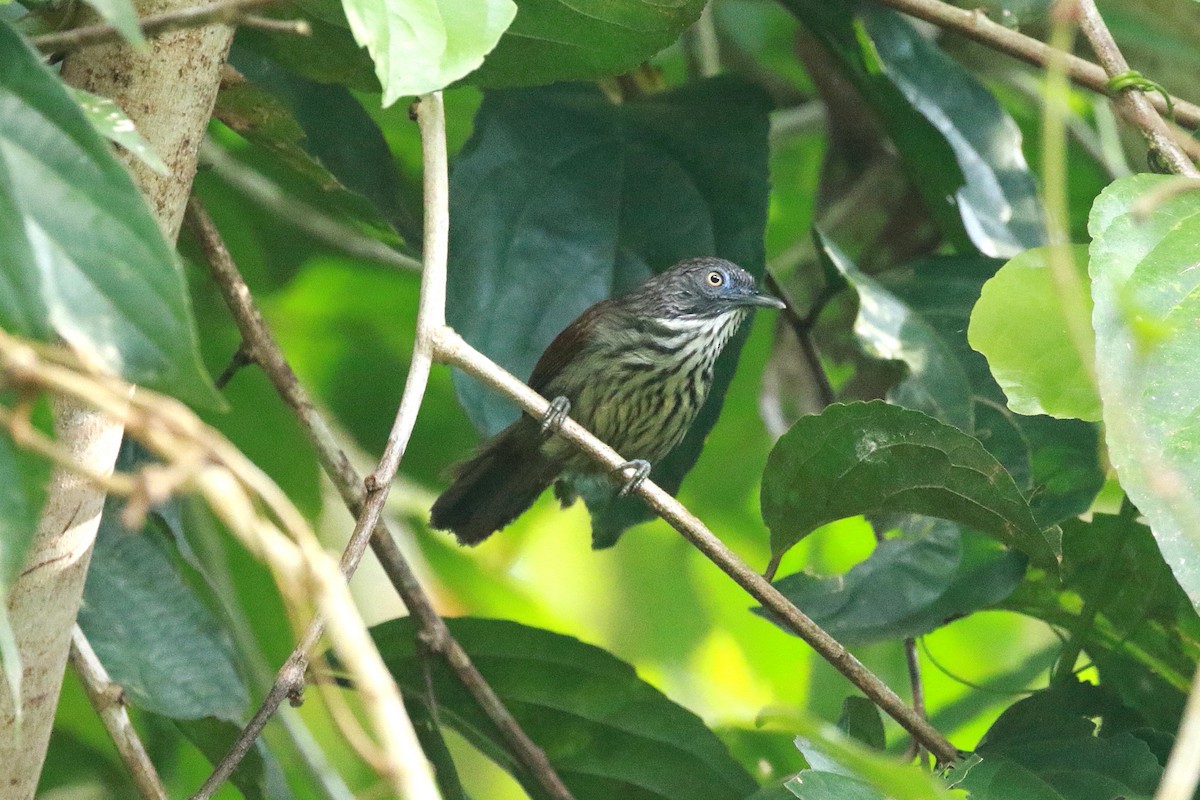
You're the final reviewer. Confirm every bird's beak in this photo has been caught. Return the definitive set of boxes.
[741,290,787,310]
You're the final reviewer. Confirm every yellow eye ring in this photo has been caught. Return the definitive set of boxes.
[706,270,724,287]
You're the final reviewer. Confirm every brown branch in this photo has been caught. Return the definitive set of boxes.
[432,328,959,765]
[1074,0,1199,178]
[188,99,576,800]
[860,0,1200,130]
[69,626,170,800]
[32,0,282,54]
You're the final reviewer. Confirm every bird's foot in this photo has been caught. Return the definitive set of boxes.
[614,459,651,497]
[539,396,571,438]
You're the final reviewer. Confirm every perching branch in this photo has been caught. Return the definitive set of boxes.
[32,0,283,54]
[431,328,959,765]
[190,95,576,800]
[859,0,1200,130]
[1074,0,1200,178]
[69,626,169,800]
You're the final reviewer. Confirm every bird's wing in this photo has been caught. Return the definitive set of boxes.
[527,299,611,393]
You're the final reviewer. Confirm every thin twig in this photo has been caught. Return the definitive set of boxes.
[432,327,959,765]
[69,626,170,800]
[1155,662,1200,800]
[189,102,576,800]
[32,0,281,53]
[856,0,1200,129]
[1074,0,1199,178]
[199,141,422,273]
[238,14,310,35]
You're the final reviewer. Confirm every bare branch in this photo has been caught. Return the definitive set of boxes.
[1156,662,1200,800]
[1074,0,1199,177]
[32,0,282,54]
[70,626,169,800]
[432,327,959,765]
[857,0,1200,130]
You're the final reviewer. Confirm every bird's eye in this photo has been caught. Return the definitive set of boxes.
[706,270,724,287]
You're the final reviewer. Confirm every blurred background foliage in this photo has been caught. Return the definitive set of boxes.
[9,0,1200,796]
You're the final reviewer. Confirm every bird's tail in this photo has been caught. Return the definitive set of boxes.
[429,420,560,545]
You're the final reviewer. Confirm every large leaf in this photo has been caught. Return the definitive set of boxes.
[0,22,220,408]
[68,87,167,175]
[340,0,516,105]
[467,0,705,88]
[759,522,1026,644]
[817,231,973,431]
[447,78,771,546]
[1088,173,1200,608]
[960,683,1164,800]
[968,245,1101,421]
[760,401,1057,565]
[79,0,144,46]
[369,616,758,800]
[779,2,1044,257]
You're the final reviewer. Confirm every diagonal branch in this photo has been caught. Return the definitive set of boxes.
[1074,0,1199,178]
[858,0,1200,130]
[69,626,169,800]
[431,328,959,765]
[189,94,576,800]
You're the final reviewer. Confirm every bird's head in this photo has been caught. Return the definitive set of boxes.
[642,257,786,319]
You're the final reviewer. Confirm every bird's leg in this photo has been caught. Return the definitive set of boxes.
[614,459,651,497]
[539,396,571,438]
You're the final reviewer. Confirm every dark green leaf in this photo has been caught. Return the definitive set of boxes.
[447,78,770,546]
[835,697,885,751]
[760,401,1056,565]
[963,684,1163,800]
[786,772,882,800]
[339,0,516,104]
[817,231,973,431]
[759,523,1026,644]
[1088,173,1200,609]
[369,616,758,800]
[779,3,1044,257]
[407,702,472,800]
[0,22,220,407]
[469,0,705,88]
[79,505,248,721]
[235,14,380,92]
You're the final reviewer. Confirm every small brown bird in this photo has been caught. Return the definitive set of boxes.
[430,257,784,545]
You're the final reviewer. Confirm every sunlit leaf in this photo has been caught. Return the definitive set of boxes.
[447,78,771,546]
[968,245,1100,421]
[80,0,144,46]
[369,616,758,800]
[761,401,1056,565]
[1088,173,1200,609]
[340,0,516,105]
[0,23,220,408]
[779,2,1045,257]
[68,87,166,175]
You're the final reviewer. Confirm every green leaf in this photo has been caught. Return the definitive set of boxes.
[779,3,1044,258]
[759,523,1026,644]
[0,423,50,707]
[817,231,973,431]
[468,0,705,87]
[968,244,1100,421]
[961,683,1163,800]
[369,616,758,800]
[78,505,248,721]
[835,697,885,751]
[340,0,517,105]
[786,772,883,800]
[68,87,167,175]
[1088,173,1200,608]
[760,401,1057,565]
[447,78,771,546]
[886,256,1103,526]
[0,22,220,408]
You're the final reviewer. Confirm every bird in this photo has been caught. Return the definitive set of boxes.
[430,256,785,546]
